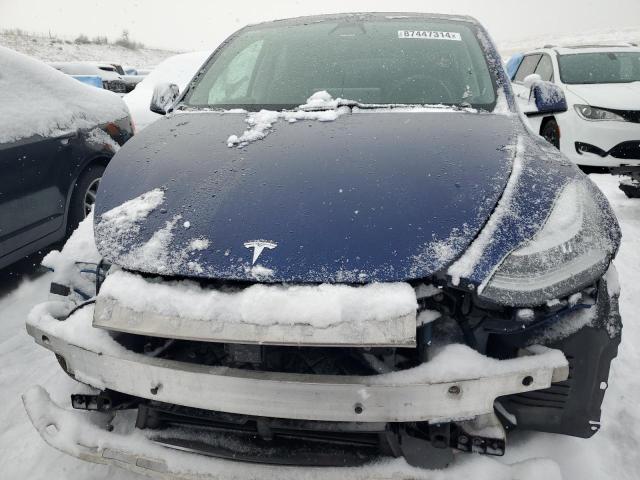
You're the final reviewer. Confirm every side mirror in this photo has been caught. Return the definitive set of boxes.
[150,82,180,115]
[523,73,542,89]
[531,81,568,114]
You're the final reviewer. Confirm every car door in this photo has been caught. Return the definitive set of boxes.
[0,133,72,262]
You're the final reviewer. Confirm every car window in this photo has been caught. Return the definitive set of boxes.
[505,53,524,80]
[558,52,640,84]
[535,54,554,82]
[514,54,542,82]
[207,41,264,104]
[185,20,497,110]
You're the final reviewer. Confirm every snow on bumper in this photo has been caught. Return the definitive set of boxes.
[26,303,568,423]
[22,386,563,480]
[92,270,419,347]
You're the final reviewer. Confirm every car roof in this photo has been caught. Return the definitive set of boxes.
[245,12,479,29]
[554,45,640,55]
[525,44,640,56]
[49,62,103,74]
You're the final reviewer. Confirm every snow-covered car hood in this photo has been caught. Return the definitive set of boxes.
[566,82,640,110]
[95,110,534,283]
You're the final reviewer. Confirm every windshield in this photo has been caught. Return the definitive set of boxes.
[183,19,497,110]
[558,51,640,84]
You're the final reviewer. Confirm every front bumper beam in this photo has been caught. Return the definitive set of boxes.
[23,386,562,479]
[26,315,568,423]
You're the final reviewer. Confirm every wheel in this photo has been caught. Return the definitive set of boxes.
[67,163,106,234]
[540,119,560,149]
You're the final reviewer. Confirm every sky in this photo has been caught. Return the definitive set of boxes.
[1,0,639,51]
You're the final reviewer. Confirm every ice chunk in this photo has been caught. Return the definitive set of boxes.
[298,90,339,110]
[227,91,348,148]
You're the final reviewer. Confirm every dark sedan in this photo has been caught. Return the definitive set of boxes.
[0,46,134,270]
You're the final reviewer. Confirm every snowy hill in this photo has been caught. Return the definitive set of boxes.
[498,26,640,57]
[0,30,178,68]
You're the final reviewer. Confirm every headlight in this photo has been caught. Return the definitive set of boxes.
[479,180,617,306]
[574,104,626,122]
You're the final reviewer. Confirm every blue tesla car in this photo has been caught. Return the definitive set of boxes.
[26,13,622,473]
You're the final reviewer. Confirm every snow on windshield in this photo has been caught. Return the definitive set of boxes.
[226,91,349,147]
[225,90,479,148]
[0,46,129,144]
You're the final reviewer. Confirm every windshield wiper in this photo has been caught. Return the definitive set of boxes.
[299,99,473,112]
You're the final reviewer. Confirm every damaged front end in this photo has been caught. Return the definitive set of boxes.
[23,252,621,472]
[22,133,625,475]
[22,16,624,472]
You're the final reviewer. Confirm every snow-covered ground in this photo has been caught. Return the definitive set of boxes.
[0,30,177,67]
[0,173,638,479]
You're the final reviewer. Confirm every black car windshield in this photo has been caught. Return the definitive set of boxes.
[558,51,640,84]
[183,19,497,110]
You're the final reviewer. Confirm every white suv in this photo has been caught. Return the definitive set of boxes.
[511,45,640,168]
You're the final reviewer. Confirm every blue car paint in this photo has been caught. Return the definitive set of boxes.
[505,53,524,80]
[71,75,103,89]
[95,111,518,283]
[463,135,620,288]
[92,14,620,288]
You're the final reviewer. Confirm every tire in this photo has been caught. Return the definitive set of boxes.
[540,119,560,149]
[67,163,106,235]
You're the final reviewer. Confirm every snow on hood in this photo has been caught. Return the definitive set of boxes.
[94,109,522,283]
[0,46,129,144]
[227,91,350,147]
[566,82,640,110]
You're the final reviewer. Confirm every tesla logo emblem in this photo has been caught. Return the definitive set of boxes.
[244,240,277,265]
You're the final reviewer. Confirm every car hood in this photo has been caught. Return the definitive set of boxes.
[566,82,640,110]
[94,110,520,283]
